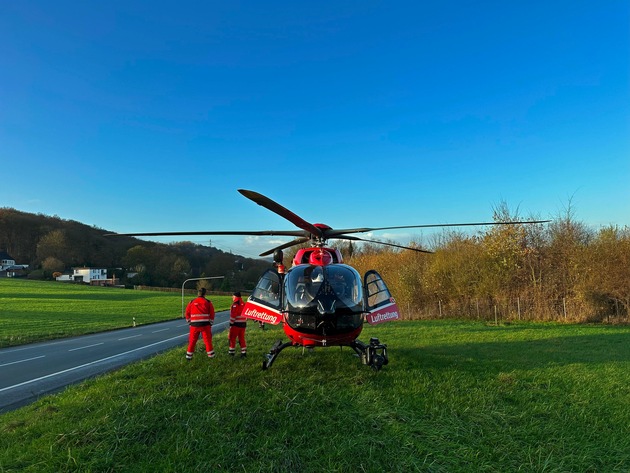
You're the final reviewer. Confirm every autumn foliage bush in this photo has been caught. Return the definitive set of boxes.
[348,212,629,323]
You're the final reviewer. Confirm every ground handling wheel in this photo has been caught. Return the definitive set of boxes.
[353,337,389,371]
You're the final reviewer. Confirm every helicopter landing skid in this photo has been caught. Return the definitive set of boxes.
[262,340,294,370]
[351,337,389,371]
[262,337,390,371]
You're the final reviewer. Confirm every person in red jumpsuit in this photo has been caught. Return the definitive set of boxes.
[185,287,215,360]
[228,291,247,357]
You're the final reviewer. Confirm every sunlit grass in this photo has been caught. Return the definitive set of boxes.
[0,279,232,347]
[1,320,629,472]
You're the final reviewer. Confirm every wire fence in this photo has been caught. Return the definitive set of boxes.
[401,295,629,324]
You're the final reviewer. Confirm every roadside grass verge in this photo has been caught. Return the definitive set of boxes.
[1,320,629,472]
[0,279,232,348]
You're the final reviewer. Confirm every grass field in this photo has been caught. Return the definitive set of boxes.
[0,279,233,348]
[1,303,628,472]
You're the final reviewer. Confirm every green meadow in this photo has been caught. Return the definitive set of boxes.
[1,280,629,472]
[0,279,233,348]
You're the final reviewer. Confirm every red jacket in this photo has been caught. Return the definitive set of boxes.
[229,297,246,327]
[185,296,215,326]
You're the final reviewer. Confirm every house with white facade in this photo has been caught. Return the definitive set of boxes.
[0,250,29,277]
[56,267,110,285]
[1,250,16,270]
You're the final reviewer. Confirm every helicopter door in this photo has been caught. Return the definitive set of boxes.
[242,269,283,325]
[364,270,401,325]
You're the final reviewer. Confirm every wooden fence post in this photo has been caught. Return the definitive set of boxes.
[563,297,567,320]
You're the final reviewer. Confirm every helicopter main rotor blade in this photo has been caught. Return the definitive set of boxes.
[104,190,551,257]
[238,189,323,238]
[103,230,305,238]
[335,235,433,254]
[325,219,551,237]
[258,237,311,257]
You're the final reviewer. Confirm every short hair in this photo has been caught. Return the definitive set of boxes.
[198,287,207,296]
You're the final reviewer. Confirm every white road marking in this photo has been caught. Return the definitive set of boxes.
[118,334,142,341]
[152,328,170,333]
[0,355,46,368]
[0,333,187,394]
[68,343,104,352]
[0,338,79,354]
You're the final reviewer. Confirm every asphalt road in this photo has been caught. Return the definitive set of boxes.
[0,310,230,413]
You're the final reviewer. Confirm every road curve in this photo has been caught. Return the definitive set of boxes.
[0,311,230,413]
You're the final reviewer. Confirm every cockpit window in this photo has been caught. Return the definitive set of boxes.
[284,264,363,311]
[250,270,281,309]
[286,265,323,306]
[364,270,393,309]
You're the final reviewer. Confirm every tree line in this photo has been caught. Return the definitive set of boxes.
[346,205,629,323]
[3,206,629,322]
[0,208,269,291]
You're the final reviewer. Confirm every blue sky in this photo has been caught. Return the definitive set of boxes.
[1,1,628,259]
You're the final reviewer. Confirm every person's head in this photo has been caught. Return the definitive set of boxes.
[233,291,241,300]
[198,287,207,297]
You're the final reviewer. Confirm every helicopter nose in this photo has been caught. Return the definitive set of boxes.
[317,298,336,315]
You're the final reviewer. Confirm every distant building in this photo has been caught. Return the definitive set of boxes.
[56,267,112,285]
[0,250,16,270]
[0,250,29,277]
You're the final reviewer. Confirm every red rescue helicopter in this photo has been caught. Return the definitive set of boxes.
[108,189,548,370]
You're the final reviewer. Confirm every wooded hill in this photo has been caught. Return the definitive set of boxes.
[0,207,270,291]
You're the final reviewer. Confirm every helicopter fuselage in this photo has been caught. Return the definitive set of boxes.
[282,262,365,346]
[243,246,401,345]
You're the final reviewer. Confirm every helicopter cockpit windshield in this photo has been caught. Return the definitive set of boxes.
[284,264,363,313]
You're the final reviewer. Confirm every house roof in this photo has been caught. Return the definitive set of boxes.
[0,250,15,261]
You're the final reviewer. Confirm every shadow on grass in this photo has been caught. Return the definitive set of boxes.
[241,322,630,376]
[5,292,173,301]
[392,331,630,374]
